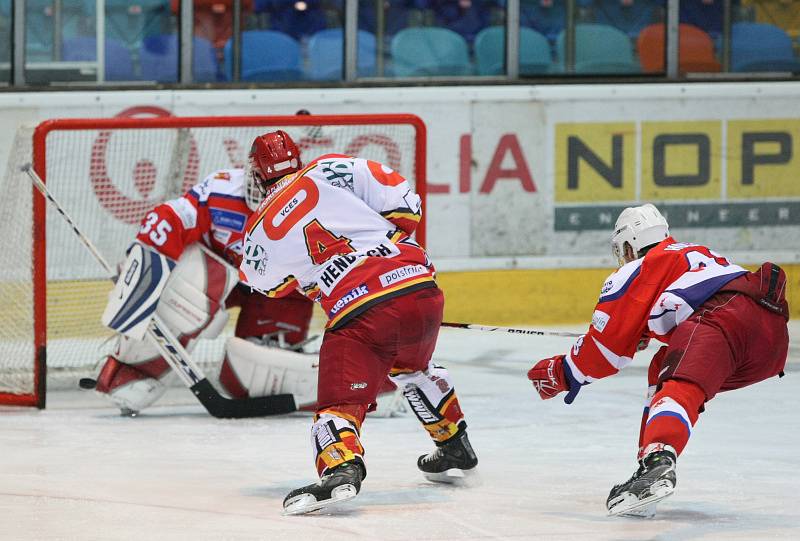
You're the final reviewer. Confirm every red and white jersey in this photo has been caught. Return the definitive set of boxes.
[239,153,435,329]
[136,169,250,266]
[565,237,747,384]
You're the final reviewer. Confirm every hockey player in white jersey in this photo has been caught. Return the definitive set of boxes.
[239,130,478,515]
[94,165,318,415]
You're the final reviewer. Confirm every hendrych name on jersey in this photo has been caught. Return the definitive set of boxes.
[318,243,397,294]
[319,253,360,291]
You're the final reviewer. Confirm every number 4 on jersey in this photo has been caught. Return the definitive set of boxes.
[303,219,354,265]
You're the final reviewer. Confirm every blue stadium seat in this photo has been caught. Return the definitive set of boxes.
[62,37,136,81]
[391,27,472,76]
[255,0,328,40]
[0,0,102,63]
[474,25,553,75]
[731,22,800,72]
[357,0,416,36]
[307,28,377,80]
[556,23,640,73]
[590,0,662,38]
[519,0,566,41]
[223,30,303,81]
[679,0,729,37]
[430,0,494,43]
[83,1,170,50]
[140,34,218,82]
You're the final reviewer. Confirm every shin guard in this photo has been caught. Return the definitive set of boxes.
[391,362,467,444]
[312,409,366,477]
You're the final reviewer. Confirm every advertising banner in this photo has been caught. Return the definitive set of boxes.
[1,83,799,266]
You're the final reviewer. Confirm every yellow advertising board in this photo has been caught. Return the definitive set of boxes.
[554,118,800,230]
[727,119,800,199]
[554,122,636,202]
[640,121,721,201]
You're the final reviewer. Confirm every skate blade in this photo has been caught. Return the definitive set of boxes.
[283,484,358,516]
[423,467,478,486]
[607,482,674,517]
[618,502,657,519]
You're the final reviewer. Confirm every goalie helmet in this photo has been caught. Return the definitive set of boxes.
[611,203,669,266]
[245,130,303,210]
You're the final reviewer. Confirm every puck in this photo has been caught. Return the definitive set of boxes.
[78,377,97,390]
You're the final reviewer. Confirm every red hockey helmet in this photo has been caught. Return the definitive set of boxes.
[247,130,302,200]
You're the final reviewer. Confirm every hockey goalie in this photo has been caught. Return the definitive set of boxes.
[95,165,402,417]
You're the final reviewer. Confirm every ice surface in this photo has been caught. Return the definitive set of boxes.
[2,324,799,541]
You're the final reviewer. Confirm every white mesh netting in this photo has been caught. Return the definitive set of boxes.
[0,117,420,402]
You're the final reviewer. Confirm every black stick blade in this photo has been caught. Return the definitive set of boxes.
[190,379,297,418]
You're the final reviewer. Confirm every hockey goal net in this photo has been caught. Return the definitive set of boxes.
[0,112,426,408]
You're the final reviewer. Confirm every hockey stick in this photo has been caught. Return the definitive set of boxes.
[441,322,583,338]
[22,164,296,418]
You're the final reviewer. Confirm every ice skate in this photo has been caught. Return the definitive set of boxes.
[283,461,364,515]
[417,431,478,483]
[607,444,676,517]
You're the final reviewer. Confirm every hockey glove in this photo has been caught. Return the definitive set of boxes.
[527,355,584,404]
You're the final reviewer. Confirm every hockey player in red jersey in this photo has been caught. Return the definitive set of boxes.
[527,204,789,517]
[95,165,315,415]
[239,130,478,515]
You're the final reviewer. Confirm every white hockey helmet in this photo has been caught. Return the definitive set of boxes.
[611,203,669,266]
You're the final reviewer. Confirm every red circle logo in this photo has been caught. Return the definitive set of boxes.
[90,106,200,224]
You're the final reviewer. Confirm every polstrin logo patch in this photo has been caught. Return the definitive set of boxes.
[379,264,428,287]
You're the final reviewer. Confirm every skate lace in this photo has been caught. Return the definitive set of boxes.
[612,463,646,492]
[420,446,444,465]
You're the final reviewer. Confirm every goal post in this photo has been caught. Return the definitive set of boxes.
[0,113,427,408]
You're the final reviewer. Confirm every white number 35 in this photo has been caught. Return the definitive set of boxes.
[138,212,173,246]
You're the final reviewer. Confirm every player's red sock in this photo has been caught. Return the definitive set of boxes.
[638,347,668,450]
[640,380,705,458]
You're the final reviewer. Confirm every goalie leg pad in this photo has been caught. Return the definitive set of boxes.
[219,337,318,405]
[95,356,167,413]
[218,339,403,416]
[156,244,237,341]
[390,361,467,444]
[95,245,237,413]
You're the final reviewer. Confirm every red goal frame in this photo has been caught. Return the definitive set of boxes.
[1,113,426,409]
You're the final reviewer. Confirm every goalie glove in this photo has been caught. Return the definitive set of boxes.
[527,354,585,404]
